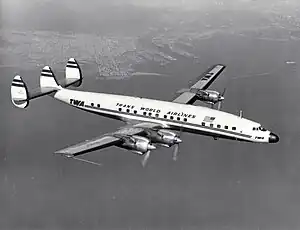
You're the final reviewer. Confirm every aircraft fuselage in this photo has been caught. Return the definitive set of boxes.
[54,88,279,144]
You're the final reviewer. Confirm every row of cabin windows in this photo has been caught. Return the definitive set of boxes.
[90,103,101,108]
[201,122,236,131]
[92,105,238,132]
[118,108,189,122]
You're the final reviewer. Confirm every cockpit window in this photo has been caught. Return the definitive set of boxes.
[253,126,267,131]
[259,126,267,131]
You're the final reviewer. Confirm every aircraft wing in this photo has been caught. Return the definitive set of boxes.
[54,122,163,157]
[172,64,226,104]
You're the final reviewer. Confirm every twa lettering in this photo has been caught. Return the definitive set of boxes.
[70,99,85,106]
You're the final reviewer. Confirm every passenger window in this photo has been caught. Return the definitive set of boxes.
[126,109,130,113]
[149,113,152,116]
[177,117,180,121]
[232,127,236,131]
[217,125,221,128]
[119,108,122,112]
[210,124,213,128]
[164,115,167,119]
[155,114,159,117]
[202,122,205,126]
[143,112,147,116]
[97,104,100,108]
[170,116,174,120]
[225,126,228,129]
[184,118,187,122]
[91,103,94,107]
[134,110,137,114]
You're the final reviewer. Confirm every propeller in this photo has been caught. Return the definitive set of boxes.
[172,128,183,161]
[217,88,226,110]
[172,144,179,161]
[141,150,151,167]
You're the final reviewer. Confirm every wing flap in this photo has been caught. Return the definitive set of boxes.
[55,135,122,157]
[172,91,197,105]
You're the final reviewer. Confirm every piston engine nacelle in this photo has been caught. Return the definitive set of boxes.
[177,88,225,105]
[145,129,182,147]
[194,89,224,104]
[120,135,156,155]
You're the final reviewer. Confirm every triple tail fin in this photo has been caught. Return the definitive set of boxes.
[11,58,83,109]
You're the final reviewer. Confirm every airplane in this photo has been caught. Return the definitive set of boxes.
[11,58,279,167]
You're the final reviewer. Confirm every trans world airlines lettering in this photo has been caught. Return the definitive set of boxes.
[167,111,196,118]
[140,107,161,113]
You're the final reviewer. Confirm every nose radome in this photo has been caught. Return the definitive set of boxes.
[269,132,279,143]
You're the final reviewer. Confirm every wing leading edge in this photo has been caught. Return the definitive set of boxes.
[54,123,163,157]
[173,64,226,104]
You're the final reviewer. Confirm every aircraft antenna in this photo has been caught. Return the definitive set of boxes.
[71,156,103,167]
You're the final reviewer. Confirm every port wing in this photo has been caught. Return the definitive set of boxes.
[172,64,226,104]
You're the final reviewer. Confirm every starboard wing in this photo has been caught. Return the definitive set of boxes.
[54,122,164,157]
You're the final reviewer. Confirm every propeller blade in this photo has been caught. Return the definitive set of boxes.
[217,101,222,110]
[217,88,226,111]
[222,87,227,96]
[141,150,151,167]
[172,144,179,161]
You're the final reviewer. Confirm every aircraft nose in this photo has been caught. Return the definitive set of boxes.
[269,132,279,143]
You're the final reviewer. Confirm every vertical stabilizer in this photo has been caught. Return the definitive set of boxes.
[40,66,60,91]
[11,75,29,109]
[65,58,82,87]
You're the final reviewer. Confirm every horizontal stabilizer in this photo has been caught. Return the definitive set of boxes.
[11,75,29,109]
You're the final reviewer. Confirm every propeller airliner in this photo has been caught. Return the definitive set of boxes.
[11,58,279,166]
